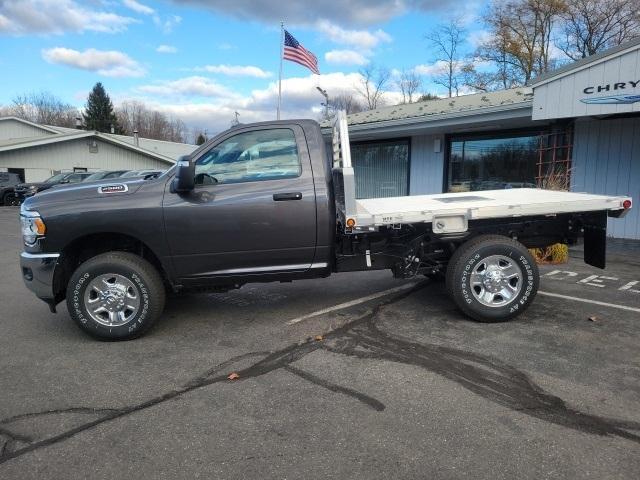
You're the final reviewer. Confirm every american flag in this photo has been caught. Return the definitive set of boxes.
[283,30,319,75]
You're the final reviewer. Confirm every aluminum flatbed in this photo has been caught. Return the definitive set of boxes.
[331,111,631,233]
[355,189,630,229]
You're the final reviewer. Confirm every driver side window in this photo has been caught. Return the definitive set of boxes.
[194,128,301,185]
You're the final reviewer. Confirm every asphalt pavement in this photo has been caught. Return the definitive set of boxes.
[1,206,639,479]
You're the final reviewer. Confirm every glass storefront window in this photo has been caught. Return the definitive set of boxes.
[351,140,409,199]
[448,135,540,192]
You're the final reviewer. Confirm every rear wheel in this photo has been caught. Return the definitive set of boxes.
[66,252,165,340]
[445,235,538,322]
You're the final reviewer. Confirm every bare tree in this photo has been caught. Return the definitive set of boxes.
[116,101,188,143]
[461,58,521,92]
[426,19,465,97]
[478,0,566,86]
[396,69,423,103]
[356,65,391,110]
[7,91,80,127]
[324,93,365,120]
[558,0,640,60]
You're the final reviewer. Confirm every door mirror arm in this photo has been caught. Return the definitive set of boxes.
[171,156,195,193]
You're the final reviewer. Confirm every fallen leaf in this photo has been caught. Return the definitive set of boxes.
[315,335,323,341]
[588,316,598,322]
[228,372,240,380]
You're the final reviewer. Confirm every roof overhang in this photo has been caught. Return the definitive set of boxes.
[0,130,176,164]
[321,102,536,140]
[530,37,640,87]
[0,116,61,135]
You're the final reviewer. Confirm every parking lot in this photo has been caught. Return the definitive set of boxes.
[1,206,639,479]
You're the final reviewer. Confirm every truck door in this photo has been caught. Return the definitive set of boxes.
[162,125,318,280]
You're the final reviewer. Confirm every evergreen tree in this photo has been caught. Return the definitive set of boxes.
[195,133,206,145]
[83,82,120,133]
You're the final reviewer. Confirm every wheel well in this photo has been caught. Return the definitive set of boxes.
[53,232,169,303]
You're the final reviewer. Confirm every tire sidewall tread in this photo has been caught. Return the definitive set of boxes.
[446,235,539,323]
[66,252,165,340]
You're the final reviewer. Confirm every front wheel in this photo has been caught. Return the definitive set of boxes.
[66,252,166,340]
[445,235,539,322]
[3,192,18,206]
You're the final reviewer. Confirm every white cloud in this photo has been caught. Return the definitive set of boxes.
[130,72,404,135]
[137,76,238,98]
[194,64,272,78]
[315,20,391,49]
[468,29,492,49]
[153,14,182,34]
[122,0,154,15]
[156,44,178,54]
[414,61,453,77]
[42,47,146,78]
[325,50,369,66]
[0,0,137,35]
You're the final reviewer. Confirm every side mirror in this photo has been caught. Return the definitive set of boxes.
[171,156,195,193]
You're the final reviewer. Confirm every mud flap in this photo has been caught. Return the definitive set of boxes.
[583,211,607,269]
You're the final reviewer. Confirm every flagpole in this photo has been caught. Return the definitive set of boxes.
[277,21,284,120]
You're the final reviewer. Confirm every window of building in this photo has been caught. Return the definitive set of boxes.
[351,139,409,198]
[195,128,301,185]
[447,129,572,192]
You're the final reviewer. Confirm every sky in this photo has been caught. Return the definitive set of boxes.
[0,0,490,136]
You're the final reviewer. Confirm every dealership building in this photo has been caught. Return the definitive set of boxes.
[322,38,640,240]
[0,117,196,183]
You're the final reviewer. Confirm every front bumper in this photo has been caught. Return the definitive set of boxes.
[20,252,59,305]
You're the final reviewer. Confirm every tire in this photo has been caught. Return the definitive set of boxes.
[66,252,166,340]
[445,235,538,323]
[2,192,16,206]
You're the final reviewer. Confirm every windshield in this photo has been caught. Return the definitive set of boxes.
[44,173,67,183]
[83,172,107,181]
[119,171,139,178]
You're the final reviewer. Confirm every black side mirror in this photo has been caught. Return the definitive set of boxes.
[171,156,195,193]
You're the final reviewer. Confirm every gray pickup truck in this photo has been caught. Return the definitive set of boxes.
[19,113,632,340]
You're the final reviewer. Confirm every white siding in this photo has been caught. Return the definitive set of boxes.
[533,46,640,120]
[0,119,56,141]
[0,138,173,182]
[409,134,445,195]
[572,117,640,239]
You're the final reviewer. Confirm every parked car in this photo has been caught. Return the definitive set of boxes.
[14,172,93,202]
[82,170,130,182]
[18,112,632,340]
[119,169,164,179]
[0,172,22,206]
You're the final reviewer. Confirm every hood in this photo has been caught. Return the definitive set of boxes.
[23,178,148,208]
[16,182,48,190]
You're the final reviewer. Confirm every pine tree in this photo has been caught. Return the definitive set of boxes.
[195,133,206,145]
[83,82,120,133]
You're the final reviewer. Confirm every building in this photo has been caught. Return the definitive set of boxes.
[0,117,197,183]
[321,37,640,240]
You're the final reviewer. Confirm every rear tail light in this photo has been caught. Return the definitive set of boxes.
[623,199,632,210]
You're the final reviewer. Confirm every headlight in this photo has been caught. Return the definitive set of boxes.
[20,210,46,246]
